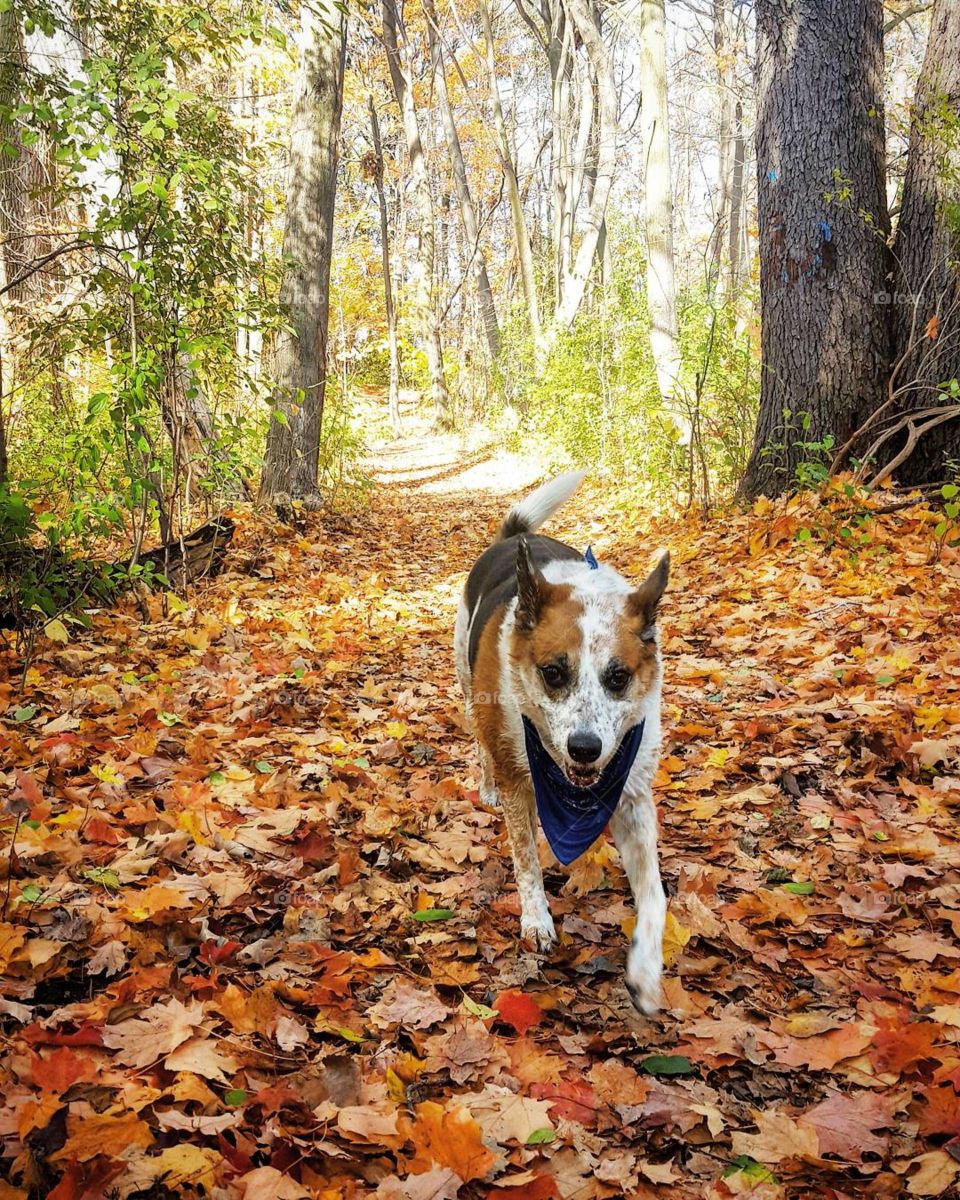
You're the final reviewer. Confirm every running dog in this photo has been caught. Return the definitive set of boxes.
[454,473,668,1014]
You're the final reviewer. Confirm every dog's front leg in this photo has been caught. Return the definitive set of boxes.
[500,778,556,951]
[611,798,665,1015]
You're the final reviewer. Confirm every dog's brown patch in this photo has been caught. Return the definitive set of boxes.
[613,616,659,695]
[514,584,583,670]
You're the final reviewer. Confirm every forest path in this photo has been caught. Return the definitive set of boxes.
[2,470,958,1196]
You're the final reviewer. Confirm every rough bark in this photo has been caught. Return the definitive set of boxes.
[739,0,890,499]
[885,0,960,484]
[260,0,346,501]
[638,0,682,413]
[424,0,500,361]
[382,0,452,429]
[367,97,402,435]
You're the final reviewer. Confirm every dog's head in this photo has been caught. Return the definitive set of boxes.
[509,539,668,787]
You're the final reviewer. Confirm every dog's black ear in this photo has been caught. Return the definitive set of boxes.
[628,550,670,638]
[515,536,545,631]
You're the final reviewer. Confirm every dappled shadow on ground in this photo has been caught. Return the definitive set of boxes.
[2,468,959,1197]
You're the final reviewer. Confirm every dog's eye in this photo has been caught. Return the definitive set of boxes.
[538,662,568,690]
[640,624,657,643]
[604,667,632,693]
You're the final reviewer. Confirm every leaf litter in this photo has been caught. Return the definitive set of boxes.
[0,475,959,1198]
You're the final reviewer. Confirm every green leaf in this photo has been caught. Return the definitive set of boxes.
[941,484,959,500]
[208,771,226,785]
[796,527,812,542]
[224,1089,247,1106]
[641,1055,695,1076]
[410,908,455,922]
[157,711,181,726]
[782,881,814,895]
[13,705,37,722]
[725,1157,777,1183]
[83,867,121,891]
[462,995,497,1020]
[875,673,894,685]
[20,883,44,904]
[254,760,272,773]
[526,1128,556,1145]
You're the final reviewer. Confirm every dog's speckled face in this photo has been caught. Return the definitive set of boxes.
[508,540,669,786]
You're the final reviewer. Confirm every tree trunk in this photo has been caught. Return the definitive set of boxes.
[367,97,402,435]
[548,0,615,337]
[739,0,890,499]
[727,99,747,294]
[885,0,960,484]
[638,0,683,415]
[424,0,500,362]
[708,0,734,299]
[260,0,345,502]
[479,0,543,351]
[382,0,452,430]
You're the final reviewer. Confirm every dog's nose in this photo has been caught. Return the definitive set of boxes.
[567,730,602,764]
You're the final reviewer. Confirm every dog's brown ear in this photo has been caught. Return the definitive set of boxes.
[515,536,545,631]
[627,550,670,638]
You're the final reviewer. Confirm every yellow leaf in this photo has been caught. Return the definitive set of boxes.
[662,910,691,967]
[43,618,69,644]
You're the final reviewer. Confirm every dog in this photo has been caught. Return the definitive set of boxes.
[454,472,668,1014]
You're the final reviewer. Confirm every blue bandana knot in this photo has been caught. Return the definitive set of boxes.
[522,717,645,864]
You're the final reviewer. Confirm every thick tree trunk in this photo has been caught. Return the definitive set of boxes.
[885,0,960,484]
[638,0,682,415]
[382,0,452,429]
[260,0,345,501]
[367,98,402,435]
[424,0,500,362]
[739,0,890,499]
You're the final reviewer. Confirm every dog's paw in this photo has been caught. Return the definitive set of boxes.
[625,942,661,1016]
[520,911,557,953]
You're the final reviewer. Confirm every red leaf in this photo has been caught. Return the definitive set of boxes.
[31,1048,95,1094]
[871,1014,941,1075]
[199,939,242,965]
[83,817,120,845]
[23,1023,104,1048]
[493,990,543,1037]
[529,1080,599,1127]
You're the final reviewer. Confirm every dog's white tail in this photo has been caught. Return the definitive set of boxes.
[499,471,586,540]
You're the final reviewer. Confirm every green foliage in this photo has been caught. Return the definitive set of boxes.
[495,242,758,504]
[759,409,836,492]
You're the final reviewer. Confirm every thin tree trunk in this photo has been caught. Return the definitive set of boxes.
[548,0,615,337]
[885,0,960,484]
[708,0,734,299]
[367,97,401,435]
[727,99,747,294]
[424,0,500,361]
[739,0,890,499]
[479,0,543,350]
[382,0,452,429]
[638,0,683,415]
[260,0,346,502]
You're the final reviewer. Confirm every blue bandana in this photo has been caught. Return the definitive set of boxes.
[522,717,645,864]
